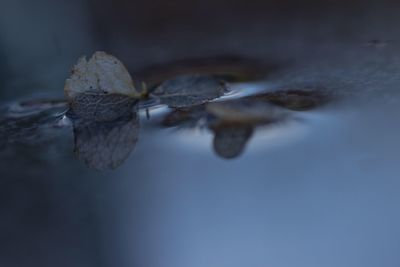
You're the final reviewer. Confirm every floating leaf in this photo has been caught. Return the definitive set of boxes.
[210,123,253,159]
[69,110,140,170]
[65,51,140,99]
[151,74,226,108]
[206,98,288,125]
[65,51,143,121]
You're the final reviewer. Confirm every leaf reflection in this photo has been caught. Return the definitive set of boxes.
[160,88,330,159]
[0,52,333,169]
[68,102,139,170]
[210,122,254,159]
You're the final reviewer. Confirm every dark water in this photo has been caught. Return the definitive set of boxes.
[2,1,400,267]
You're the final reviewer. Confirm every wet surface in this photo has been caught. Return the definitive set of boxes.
[2,1,400,267]
[1,48,400,266]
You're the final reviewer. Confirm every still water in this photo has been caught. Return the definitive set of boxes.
[1,41,400,267]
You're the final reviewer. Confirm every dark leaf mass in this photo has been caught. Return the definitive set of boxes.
[210,123,254,159]
[69,91,137,122]
[151,75,226,108]
[70,110,140,170]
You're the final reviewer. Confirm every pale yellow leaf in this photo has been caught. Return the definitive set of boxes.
[64,51,140,99]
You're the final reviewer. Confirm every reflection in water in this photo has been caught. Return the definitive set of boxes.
[70,92,137,122]
[0,54,399,267]
[55,52,305,167]
[0,79,330,167]
[0,94,140,170]
[63,51,144,170]
[210,123,254,159]
[160,88,329,159]
[0,100,67,148]
[67,95,140,170]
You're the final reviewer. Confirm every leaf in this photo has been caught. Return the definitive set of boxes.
[206,98,288,125]
[151,74,226,108]
[69,109,140,170]
[210,123,253,159]
[65,52,142,121]
[63,52,144,169]
[65,51,140,99]
[69,92,137,122]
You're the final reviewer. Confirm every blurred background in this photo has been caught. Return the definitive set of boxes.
[1,0,399,100]
[2,0,400,267]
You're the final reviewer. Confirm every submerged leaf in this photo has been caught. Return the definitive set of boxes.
[70,110,140,170]
[63,52,144,169]
[151,74,226,108]
[210,123,253,159]
[206,98,288,125]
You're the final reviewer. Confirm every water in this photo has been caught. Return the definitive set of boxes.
[2,48,400,266]
[2,1,400,266]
